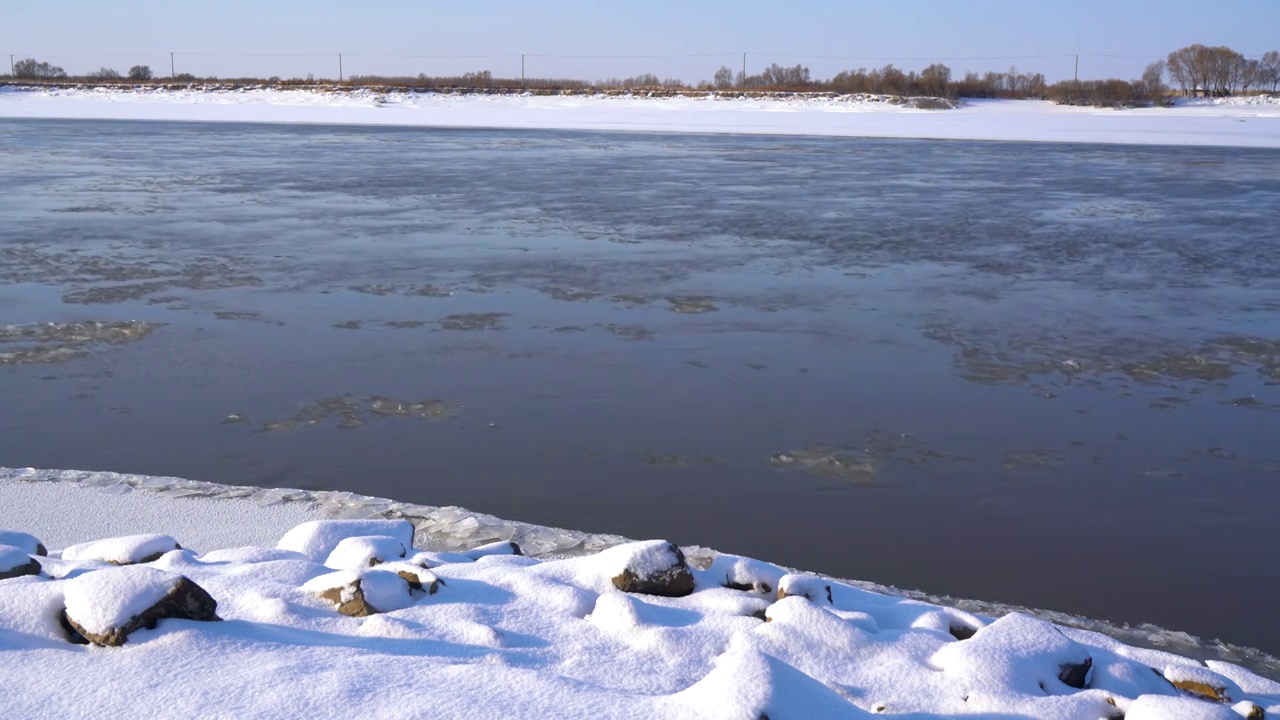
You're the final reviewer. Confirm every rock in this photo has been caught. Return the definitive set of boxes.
[776,573,833,605]
[323,535,407,570]
[463,540,522,560]
[62,534,181,565]
[604,541,695,597]
[0,545,41,580]
[277,519,415,563]
[303,569,415,616]
[0,531,46,556]
[1164,664,1234,703]
[62,567,219,646]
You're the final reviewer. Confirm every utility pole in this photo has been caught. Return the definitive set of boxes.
[8,54,13,77]
[339,53,343,83]
[521,54,525,89]
[742,52,747,85]
[170,52,175,79]
[1074,54,1079,83]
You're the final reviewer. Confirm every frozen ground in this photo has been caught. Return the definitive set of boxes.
[1,86,1279,147]
[2,469,1278,718]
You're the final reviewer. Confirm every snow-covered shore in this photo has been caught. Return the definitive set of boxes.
[2,86,1279,147]
[2,468,1278,718]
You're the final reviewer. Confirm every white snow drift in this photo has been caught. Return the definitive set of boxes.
[2,86,1279,147]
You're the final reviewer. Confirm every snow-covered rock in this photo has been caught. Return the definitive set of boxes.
[1164,663,1238,703]
[0,545,41,580]
[62,534,180,565]
[463,540,522,560]
[323,535,407,569]
[62,566,219,645]
[777,572,834,605]
[598,540,694,597]
[375,561,440,594]
[302,568,416,616]
[0,530,46,556]
[701,553,785,594]
[276,519,414,562]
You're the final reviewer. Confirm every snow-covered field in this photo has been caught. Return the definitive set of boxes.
[2,86,1279,147]
[2,468,1277,718]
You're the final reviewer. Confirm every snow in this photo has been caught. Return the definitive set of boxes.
[1125,695,1240,720]
[0,472,326,550]
[61,533,178,564]
[1,86,1278,147]
[278,519,415,562]
[323,534,408,569]
[61,565,180,636]
[4,467,1280,717]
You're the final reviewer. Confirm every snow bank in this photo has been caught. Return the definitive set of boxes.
[2,86,1278,147]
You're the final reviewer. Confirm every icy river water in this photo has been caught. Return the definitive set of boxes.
[2,119,1279,657]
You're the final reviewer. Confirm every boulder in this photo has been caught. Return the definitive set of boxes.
[603,541,695,597]
[277,519,415,563]
[323,535,407,570]
[0,544,41,580]
[62,534,181,565]
[62,566,219,646]
[0,531,46,556]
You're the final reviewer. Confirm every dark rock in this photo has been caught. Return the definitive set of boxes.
[65,576,220,646]
[1059,656,1093,689]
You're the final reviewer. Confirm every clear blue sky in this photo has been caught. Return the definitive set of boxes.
[4,0,1278,83]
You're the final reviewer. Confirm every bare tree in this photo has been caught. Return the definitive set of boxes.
[1262,50,1280,92]
[13,58,67,80]
[87,67,122,80]
[128,65,153,81]
[1140,59,1166,102]
[1240,59,1261,94]
[919,63,951,97]
[713,66,734,89]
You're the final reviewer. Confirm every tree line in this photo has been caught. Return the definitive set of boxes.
[6,44,1279,107]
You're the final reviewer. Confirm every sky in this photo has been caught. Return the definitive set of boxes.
[4,0,1279,83]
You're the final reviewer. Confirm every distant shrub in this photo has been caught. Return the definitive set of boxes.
[128,65,153,81]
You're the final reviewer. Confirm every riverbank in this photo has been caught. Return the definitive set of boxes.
[2,468,1278,718]
[2,86,1279,146]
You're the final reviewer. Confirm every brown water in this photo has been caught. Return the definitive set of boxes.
[1,118,1279,659]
